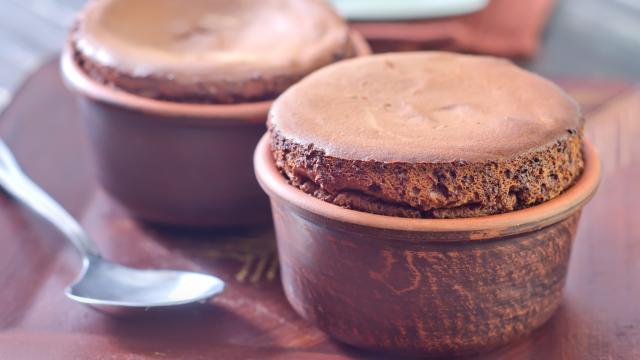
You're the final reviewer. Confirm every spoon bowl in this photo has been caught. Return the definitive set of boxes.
[67,256,225,307]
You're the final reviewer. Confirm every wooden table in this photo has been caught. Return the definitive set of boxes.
[0,61,638,359]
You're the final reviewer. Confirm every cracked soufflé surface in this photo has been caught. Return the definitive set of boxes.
[71,0,354,103]
[269,52,585,218]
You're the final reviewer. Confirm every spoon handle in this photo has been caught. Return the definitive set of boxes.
[0,139,101,257]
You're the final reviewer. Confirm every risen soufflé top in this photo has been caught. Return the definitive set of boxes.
[71,0,354,103]
[270,52,585,218]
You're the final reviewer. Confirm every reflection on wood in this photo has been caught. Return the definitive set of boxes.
[83,191,279,286]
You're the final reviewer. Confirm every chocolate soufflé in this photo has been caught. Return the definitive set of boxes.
[270,52,584,218]
[71,0,355,103]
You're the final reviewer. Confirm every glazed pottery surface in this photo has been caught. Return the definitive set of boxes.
[254,134,600,357]
[61,32,370,226]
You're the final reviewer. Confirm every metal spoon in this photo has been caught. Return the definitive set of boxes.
[0,139,224,308]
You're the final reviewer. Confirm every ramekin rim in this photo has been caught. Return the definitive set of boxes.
[254,133,601,240]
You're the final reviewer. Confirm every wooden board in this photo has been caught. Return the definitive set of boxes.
[0,59,638,359]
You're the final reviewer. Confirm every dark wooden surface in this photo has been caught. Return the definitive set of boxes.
[0,60,638,359]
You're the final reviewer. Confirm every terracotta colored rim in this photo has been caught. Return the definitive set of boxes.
[60,31,371,123]
[254,134,601,240]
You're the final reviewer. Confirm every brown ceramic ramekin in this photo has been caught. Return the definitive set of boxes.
[254,134,600,357]
[61,33,370,227]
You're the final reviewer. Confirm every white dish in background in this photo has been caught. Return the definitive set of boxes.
[330,0,489,21]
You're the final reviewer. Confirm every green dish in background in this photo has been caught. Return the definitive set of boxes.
[330,0,489,21]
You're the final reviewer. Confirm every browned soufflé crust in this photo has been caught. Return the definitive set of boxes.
[71,0,354,103]
[269,52,585,218]
[272,131,583,218]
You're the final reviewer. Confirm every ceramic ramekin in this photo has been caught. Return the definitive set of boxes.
[254,134,600,357]
[61,32,370,227]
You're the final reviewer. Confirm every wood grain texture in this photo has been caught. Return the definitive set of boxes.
[0,60,638,359]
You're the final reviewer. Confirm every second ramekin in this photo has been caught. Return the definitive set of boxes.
[61,32,370,227]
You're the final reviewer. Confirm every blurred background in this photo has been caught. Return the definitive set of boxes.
[1,0,639,111]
